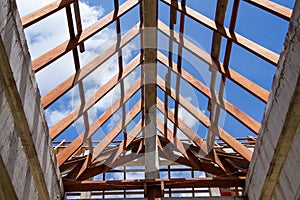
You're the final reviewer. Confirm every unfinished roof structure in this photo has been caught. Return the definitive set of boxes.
[0,0,299,199]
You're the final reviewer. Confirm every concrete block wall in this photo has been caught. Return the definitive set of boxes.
[245,1,300,199]
[0,0,63,199]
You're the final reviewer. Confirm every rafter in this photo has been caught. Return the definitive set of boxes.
[42,24,140,108]
[32,0,141,72]
[158,22,269,103]
[156,63,260,134]
[21,0,75,28]
[243,0,292,20]
[49,53,141,139]
[161,0,279,66]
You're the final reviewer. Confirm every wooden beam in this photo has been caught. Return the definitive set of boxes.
[156,99,252,162]
[211,0,228,59]
[32,0,140,72]
[243,0,292,21]
[158,21,269,103]
[156,57,260,134]
[64,177,246,191]
[42,24,140,108]
[21,0,75,28]
[49,54,141,139]
[56,79,141,167]
[143,0,159,181]
[207,0,229,155]
[161,0,279,66]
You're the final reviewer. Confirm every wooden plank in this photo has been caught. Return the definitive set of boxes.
[157,55,261,134]
[156,99,252,162]
[64,177,246,191]
[211,0,228,59]
[55,79,141,167]
[73,0,85,52]
[41,25,140,108]
[21,0,75,28]
[208,0,229,155]
[243,0,292,21]
[158,21,269,103]
[49,55,141,139]
[32,0,140,72]
[161,0,279,66]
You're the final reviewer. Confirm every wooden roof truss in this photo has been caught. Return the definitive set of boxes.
[20,0,292,198]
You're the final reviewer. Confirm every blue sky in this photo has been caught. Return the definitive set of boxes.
[16,0,295,197]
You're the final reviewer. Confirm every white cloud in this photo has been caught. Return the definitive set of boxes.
[45,108,71,127]
[16,0,137,131]
[16,0,110,95]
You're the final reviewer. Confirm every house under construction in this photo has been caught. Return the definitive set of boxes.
[0,0,299,199]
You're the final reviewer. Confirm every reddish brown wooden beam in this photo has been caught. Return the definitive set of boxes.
[156,99,252,162]
[21,0,75,28]
[42,26,140,108]
[32,0,140,72]
[161,0,279,66]
[157,56,261,134]
[156,25,269,103]
[243,0,292,21]
[64,177,246,191]
[56,80,141,167]
[211,0,228,59]
[49,55,141,139]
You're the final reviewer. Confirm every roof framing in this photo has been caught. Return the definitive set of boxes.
[18,0,294,198]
